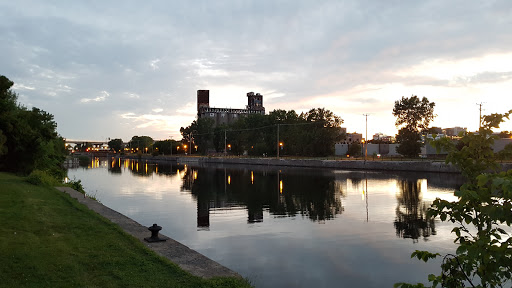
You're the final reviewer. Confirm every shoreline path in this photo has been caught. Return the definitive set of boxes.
[56,187,241,279]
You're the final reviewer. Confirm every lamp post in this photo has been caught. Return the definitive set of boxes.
[363,114,369,164]
[169,136,173,156]
[189,132,192,155]
[276,124,280,159]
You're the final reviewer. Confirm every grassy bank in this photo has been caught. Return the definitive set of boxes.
[0,172,251,288]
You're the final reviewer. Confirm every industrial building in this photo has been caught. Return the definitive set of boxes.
[196,90,265,126]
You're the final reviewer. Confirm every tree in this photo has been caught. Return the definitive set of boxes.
[297,108,344,157]
[395,128,423,157]
[498,131,511,139]
[497,143,512,161]
[129,136,153,152]
[0,130,7,156]
[180,118,214,154]
[396,110,512,288]
[153,139,177,155]
[0,75,67,176]
[108,138,124,152]
[347,142,362,157]
[393,95,436,157]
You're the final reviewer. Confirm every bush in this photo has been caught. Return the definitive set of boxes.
[26,170,61,186]
[67,179,86,194]
[347,143,362,157]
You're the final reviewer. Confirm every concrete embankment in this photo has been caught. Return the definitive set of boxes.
[183,158,462,173]
[116,155,512,173]
[55,187,241,279]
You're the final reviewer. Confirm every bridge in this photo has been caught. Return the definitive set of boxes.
[65,139,130,152]
[65,139,109,146]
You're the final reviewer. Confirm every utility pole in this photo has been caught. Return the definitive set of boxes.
[476,102,485,129]
[189,133,192,155]
[169,136,173,156]
[276,124,280,159]
[363,114,369,164]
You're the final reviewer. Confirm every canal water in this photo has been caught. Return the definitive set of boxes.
[67,158,464,288]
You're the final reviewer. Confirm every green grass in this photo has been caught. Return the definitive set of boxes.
[0,172,252,288]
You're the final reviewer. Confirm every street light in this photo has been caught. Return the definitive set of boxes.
[363,114,369,164]
[169,136,173,156]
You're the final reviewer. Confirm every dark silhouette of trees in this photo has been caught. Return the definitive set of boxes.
[128,136,153,152]
[181,107,344,157]
[397,110,512,288]
[394,180,435,242]
[393,95,435,157]
[108,138,124,152]
[0,75,67,176]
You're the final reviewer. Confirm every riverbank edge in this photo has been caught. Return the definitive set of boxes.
[55,186,242,279]
[117,155,512,173]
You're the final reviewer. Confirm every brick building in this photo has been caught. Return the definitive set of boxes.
[196,90,265,126]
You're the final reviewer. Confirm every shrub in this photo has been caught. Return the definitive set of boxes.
[67,179,86,194]
[26,170,61,186]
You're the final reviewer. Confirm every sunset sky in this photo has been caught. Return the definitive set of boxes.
[2,1,511,141]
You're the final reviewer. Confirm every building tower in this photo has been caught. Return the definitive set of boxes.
[247,92,264,112]
[197,90,210,116]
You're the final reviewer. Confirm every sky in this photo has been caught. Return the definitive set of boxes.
[1,0,512,142]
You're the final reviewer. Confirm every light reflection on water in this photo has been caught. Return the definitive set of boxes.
[68,157,464,288]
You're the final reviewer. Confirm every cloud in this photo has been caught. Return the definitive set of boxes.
[2,0,512,140]
[150,58,160,70]
[13,83,35,90]
[81,91,110,103]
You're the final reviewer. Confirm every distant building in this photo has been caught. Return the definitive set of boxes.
[444,127,467,137]
[338,132,362,144]
[429,127,443,134]
[373,133,395,143]
[197,90,265,126]
[422,133,446,141]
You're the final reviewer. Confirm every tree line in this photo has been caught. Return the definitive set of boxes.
[179,108,345,157]
[0,75,67,177]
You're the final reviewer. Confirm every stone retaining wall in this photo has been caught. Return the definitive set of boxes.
[115,155,512,174]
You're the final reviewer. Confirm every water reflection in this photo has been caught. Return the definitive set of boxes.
[68,158,466,287]
[89,158,459,242]
[178,165,345,227]
[394,179,436,242]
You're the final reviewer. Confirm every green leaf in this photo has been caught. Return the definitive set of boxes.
[456,245,467,255]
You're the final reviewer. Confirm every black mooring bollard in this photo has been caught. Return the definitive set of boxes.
[144,223,167,242]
